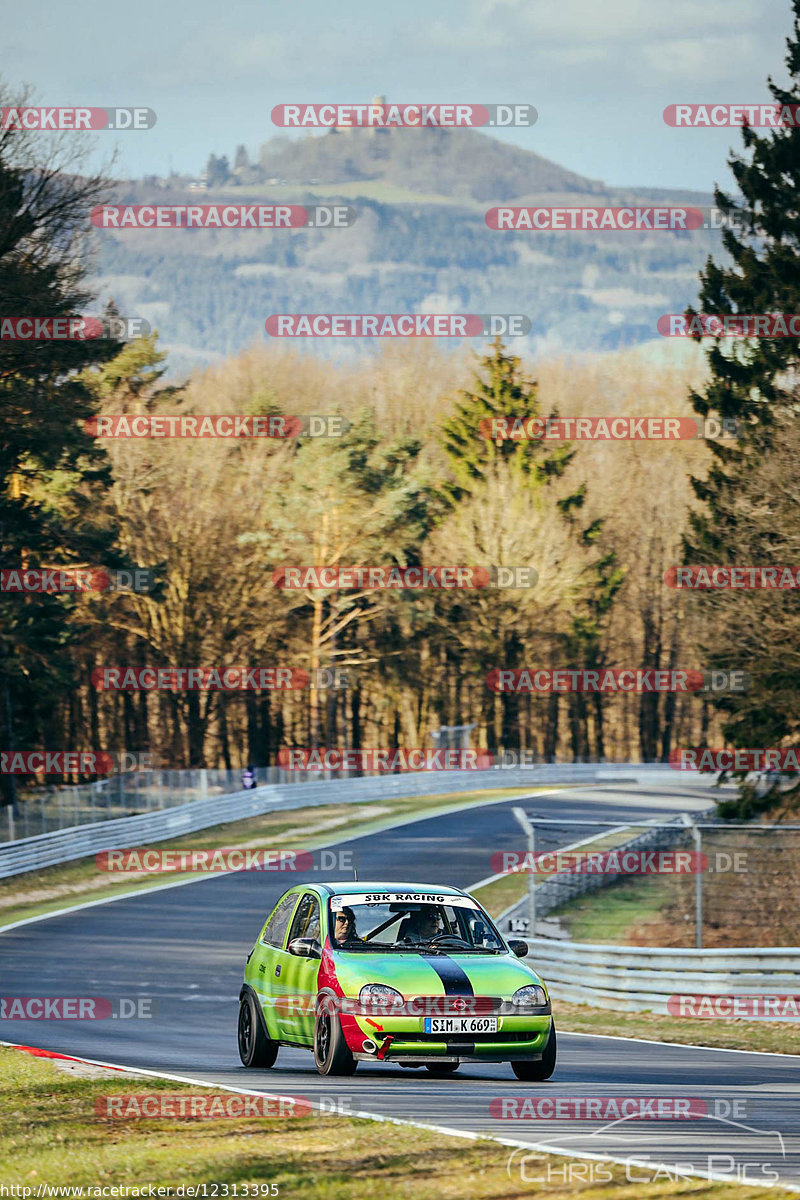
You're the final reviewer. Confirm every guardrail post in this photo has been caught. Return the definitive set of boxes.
[529,822,535,940]
[682,812,703,949]
[6,805,13,842]
[694,823,703,950]
[512,806,535,941]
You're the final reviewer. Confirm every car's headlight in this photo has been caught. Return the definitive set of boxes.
[358,983,404,1011]
[511,985,547,1007]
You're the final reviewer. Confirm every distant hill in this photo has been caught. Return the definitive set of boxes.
[90,127,724,377]
[254,126,609,204]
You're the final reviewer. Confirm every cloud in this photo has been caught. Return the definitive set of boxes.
[473,0,760,43]
[640,35,759,83]
[143,29,291,88]
[418,0,769,87]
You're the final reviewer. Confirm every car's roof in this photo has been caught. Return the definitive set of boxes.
[309,881,467,897]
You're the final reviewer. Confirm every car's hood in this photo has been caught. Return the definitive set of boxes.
[331,950,545,997]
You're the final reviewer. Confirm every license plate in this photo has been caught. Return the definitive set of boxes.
[424,1017,499,1034]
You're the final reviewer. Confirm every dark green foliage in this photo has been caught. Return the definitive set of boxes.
[688,0,800,549]
[0,95,128,800]
[439,338,574,504]
[683,3,800,808]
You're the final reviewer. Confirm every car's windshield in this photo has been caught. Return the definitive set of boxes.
[328,891,505,952]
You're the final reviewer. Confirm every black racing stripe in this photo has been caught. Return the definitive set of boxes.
[422,953,474,996]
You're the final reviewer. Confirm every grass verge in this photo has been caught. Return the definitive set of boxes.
[473,826,652,921]
[546,875,674,943]
[0,787,548,930]
[0,1046,791,1198]
[555,999,800,1056]
[471,869,531,918]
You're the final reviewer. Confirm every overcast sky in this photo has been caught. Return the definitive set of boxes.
[2,0,795,192]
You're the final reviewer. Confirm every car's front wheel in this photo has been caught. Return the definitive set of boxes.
[314,997,357,1076]
[238,991,278,1068]
[511,1022,557,1081]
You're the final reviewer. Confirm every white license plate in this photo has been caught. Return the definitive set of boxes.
[424,1017,498,1034]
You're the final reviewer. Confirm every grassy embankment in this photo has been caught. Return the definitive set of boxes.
[0,1047,792,1199]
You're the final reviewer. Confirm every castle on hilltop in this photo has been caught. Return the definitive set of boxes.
[328,96,391,137]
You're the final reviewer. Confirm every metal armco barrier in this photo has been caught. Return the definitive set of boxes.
[0,762,679,880]
[526,939,800,1014]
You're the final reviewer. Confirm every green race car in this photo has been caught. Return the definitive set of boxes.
[238,880,556,1079]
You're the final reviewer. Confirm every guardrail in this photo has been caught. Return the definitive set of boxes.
[526,939,800,1013]
[3,767,299,842]
[2,761,700,843]
[0,762,694,880]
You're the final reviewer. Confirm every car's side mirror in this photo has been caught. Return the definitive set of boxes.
[287,937,322,959]
[508,939,528,958]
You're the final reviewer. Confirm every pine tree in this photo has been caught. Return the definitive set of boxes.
[682,3,800,794]
[687,0,800,558]
[0,89,127,804]
[439,338,574,505]
[439,338,621,759]
[204,154,230,188]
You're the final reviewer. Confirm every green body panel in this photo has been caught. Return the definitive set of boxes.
[331,948,545,996]
[374,1033,548,1058]
[247,890,315,1043]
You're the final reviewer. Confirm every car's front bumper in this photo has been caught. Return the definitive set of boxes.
[343,1010,552,1061]
[354,1041,548,1065]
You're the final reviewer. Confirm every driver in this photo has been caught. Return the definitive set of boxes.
[332,906,360,947]
[401,908,441,943]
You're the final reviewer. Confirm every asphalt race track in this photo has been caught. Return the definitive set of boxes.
[2,780,799,1190]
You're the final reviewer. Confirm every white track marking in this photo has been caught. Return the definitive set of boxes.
[2,1039,796,1193]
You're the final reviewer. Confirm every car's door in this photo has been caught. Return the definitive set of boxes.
[256,890,302,1038]
[278,892,322,1044]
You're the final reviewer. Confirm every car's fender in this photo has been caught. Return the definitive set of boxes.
[315,970,365,1053]
[239,982,280,1043]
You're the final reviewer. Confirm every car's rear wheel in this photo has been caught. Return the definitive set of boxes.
[511,1022,557,1081]
[238,991,279,1068]
[314,997,357,1076]
[426,1062,459,1075]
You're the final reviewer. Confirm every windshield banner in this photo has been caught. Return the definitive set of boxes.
[330,892,480,909]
